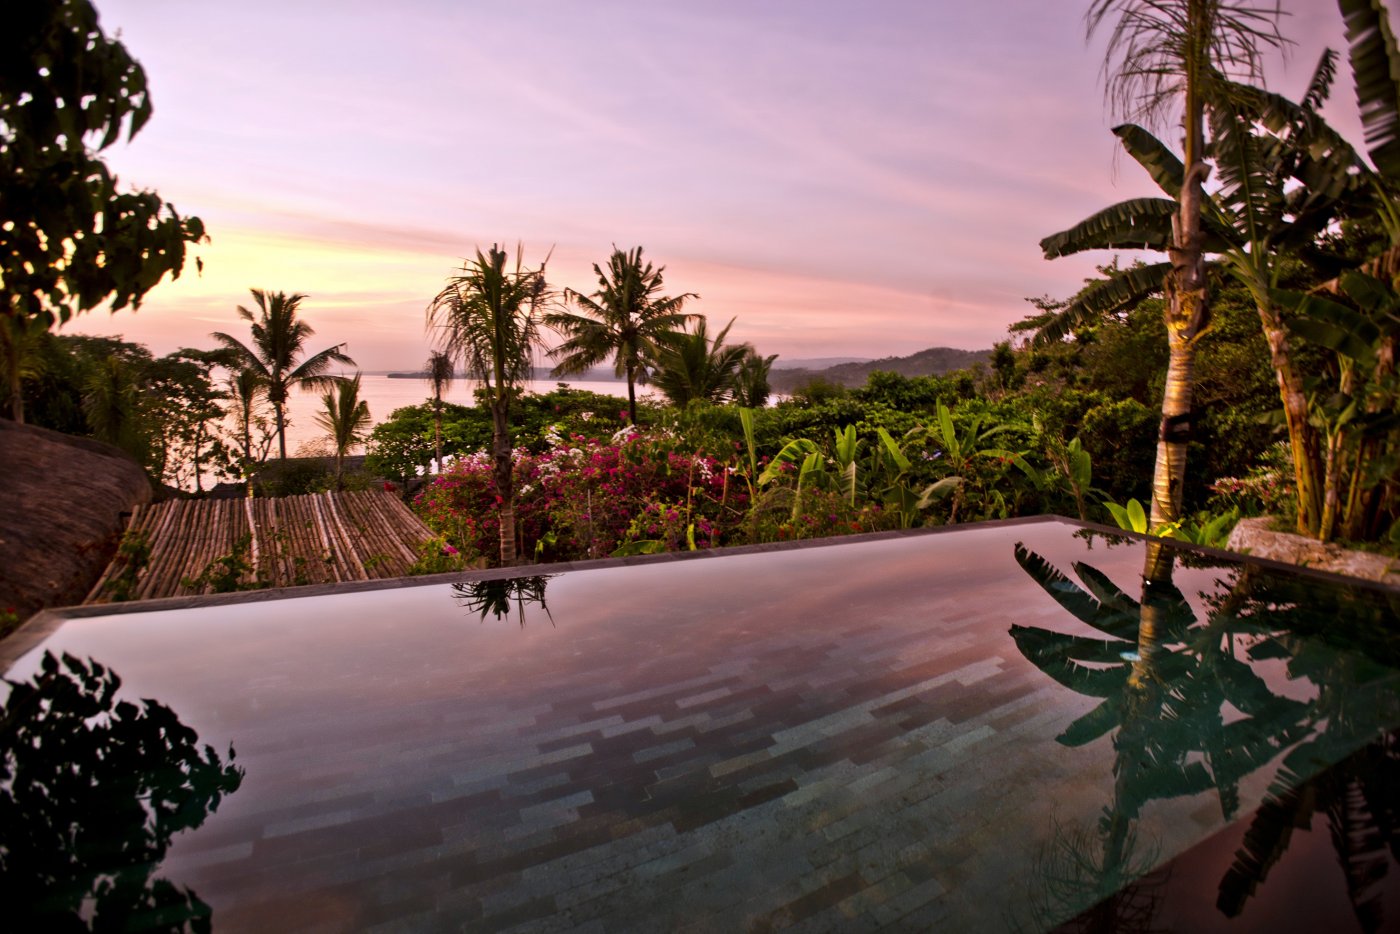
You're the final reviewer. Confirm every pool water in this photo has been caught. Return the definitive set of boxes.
[3,518,1398,931]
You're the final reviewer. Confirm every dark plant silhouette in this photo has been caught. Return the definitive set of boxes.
[452,575,556,627]
[0,652,244,931]
[1011,538,1400,930]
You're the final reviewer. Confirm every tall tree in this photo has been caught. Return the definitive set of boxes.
[545,246,698,424]
[1036,55,1367,538]
[211,290,355,461]
[425,350,454,473]
[733,348,779,408]
[427,245,549,565]
[2,0,205,331]
[314,373,371,487]
[0,316,49,423]
[1082,0,1283,531]
[226,367,271,471]
[650,317,750,407]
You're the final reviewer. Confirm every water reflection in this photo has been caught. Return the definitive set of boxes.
[1011,539,1400,931]
[1,652,243,931]
[452,575,557,627]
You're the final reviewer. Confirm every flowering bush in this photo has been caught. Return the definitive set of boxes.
[414,430,748,563]
[1209,442,1293,517]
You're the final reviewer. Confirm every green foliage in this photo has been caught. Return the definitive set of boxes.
[650,317,750,406]
[252,459,336,498]
[406,535,480,575]
[1,0,206,329]
[101,528,151,602]
[181,534,263,594]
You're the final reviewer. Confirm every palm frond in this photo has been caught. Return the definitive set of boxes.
[1114,123,1185,197]
[1040,198,1179,258]
[1029,262,1173,345]
[1339,0,1400,178]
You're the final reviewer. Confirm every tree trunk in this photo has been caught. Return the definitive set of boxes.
[491,400,516,565]
[1256,301,1323,536]
[433,397,443,474]
[625,362,638,425]
[275,402,287,461]
[1149,28,1209,533]
[1150,318,1198,530]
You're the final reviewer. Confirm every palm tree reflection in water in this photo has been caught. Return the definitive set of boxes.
[1011,539,1400,932]
[452,575,557,628]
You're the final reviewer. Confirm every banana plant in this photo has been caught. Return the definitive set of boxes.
[1036,53,1369,539]
[913,402,1029,523]
[1276,272,1400,541]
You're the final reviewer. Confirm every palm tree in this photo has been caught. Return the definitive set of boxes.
[226,367,269,469]
[650,317,750,407]
[545,246,698,424]
[0,315,48,423]
[314,373,371,486]
[733,348,778,408]
[82,355,147,463]
[425,350,454,473]
[1036,55,1365,539]
[210,289,355,461]
[1068,0,1284,530]
[426,244,549,565]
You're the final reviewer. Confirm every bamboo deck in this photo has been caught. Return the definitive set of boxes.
[86,490,434,602]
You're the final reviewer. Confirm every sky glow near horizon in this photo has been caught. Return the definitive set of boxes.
[64,0,1360,370]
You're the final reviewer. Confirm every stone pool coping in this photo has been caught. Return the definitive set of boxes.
[5,513,1397,672]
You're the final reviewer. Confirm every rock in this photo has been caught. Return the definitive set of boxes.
[1225,516,1400,586]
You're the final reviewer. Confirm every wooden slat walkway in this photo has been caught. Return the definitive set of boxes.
[86,490,434,602]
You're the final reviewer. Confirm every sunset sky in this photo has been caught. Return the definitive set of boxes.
[69,0,1359,370]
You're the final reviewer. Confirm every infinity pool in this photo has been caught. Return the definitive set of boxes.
[3,518,1398,931]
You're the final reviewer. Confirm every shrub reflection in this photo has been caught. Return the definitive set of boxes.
[1,652,243,932]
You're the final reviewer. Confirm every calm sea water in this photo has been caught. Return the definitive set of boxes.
[278,374,643,454]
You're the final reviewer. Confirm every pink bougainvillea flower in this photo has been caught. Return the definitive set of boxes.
[442,544,460,556]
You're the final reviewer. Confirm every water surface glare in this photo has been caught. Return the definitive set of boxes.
[4,520,1398,930]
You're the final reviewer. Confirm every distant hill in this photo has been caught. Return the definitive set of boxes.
[771,356,870,370]
[769,346,991,393]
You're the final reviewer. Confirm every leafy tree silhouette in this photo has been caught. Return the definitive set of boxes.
[1,652,243,931]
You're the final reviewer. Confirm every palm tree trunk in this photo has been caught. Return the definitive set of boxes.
[1150,321,1197,530]
[1256,300,1323,536]
[1149,28,1209,532]
[275,402,288,461]
[491,400,516,565]
[433,397,443,473]
[625,362,638,425]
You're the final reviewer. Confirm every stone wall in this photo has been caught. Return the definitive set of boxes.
[1226,516,1400,586]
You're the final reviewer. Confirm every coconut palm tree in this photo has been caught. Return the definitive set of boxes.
[425,350,454,473]
[1064,0,1284,530]
[1036,55,1367,539]
[427,244,549,565]
[650,317,750,407]
[0,315,48,423]
[314,372,371,487]
[733,348,779,408]
[226,367,269,469]
[545,246,698,424]
[210,290,355,461]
